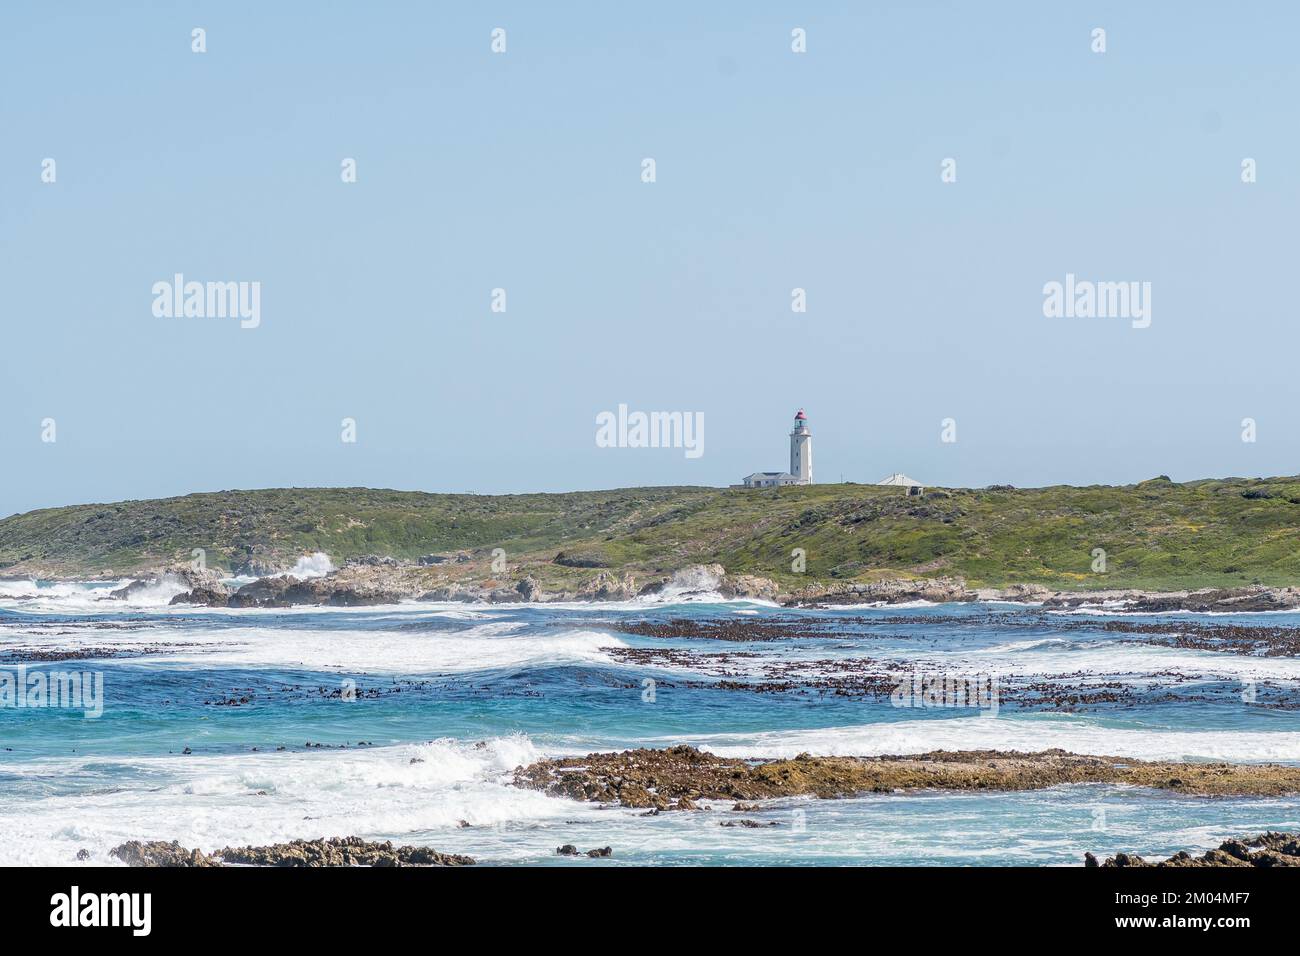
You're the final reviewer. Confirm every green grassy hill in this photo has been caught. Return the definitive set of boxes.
[3,477,1300,590]
[0,487,714,577]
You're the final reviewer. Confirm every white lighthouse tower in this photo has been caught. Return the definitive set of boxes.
[734,409,815,488]
[790,409,812,485]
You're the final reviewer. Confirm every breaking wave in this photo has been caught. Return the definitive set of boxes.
[282,553,335,579]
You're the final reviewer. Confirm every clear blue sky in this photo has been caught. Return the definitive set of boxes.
[2,2,1297,517]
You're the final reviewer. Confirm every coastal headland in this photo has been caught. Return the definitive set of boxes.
[4,477,1300,608]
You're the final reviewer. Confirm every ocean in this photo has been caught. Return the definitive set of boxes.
[2,579,1298,866]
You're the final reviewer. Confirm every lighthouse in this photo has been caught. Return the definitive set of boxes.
[735,408,814,488]
[790,409,812,484]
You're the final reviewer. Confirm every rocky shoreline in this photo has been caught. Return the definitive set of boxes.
[101,825,1300,870]
[102,830,1300,868]
[512,746,1300,808]
[73,557,1300,613]
[1087,832,1300,868]
[107,836,475,867]
[97,754,1300,867]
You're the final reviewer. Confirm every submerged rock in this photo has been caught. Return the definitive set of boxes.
[556,844,612,858]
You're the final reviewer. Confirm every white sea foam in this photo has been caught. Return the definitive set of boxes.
[123,574,191,606]
[0,577,771,616]
[953,640,1300,682]
[281,553,334,579]
[421,607,496,620]
[0,578,130,611]
[0,576,185,611]
[0,736,595,867]
[6,621,623,674]
[674,716,1300,764]
[0,579,92,600]
[981,637,1077,653]
[609,631,1300,684]
[1052,605,1300,619]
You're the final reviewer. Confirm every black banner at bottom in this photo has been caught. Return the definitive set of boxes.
[6,865,1290,940]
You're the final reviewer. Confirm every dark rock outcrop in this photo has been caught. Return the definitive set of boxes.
[169,585,231,606]
[1091,832,1300,867]
[109,836,475,867]
[417,553,469,566]
[514,746,1300,805]
[556,844,612,858]
[215,836,474,867]
[719,574,782,601]
[114,565,231,603]
[554,550,611,568]
[344,555,411,569]
[109,840,221,867]
[1127,587,1300,614]
[783,576,976,607]
[1043,585,1300,614]
[227,575,300,608]
[226,573,405,608]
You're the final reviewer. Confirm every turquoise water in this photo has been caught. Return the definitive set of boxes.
[1,582,1298,865]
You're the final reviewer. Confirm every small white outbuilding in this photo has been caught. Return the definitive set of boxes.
[876,473,923,488]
